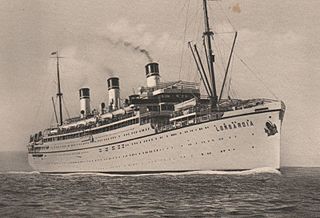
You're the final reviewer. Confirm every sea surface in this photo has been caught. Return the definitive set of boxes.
[0,152,319,217]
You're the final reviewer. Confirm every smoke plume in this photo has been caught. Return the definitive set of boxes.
[104,37,153,62]
[103,66,115,77]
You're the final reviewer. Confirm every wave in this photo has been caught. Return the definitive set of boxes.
[53,167,280,177]
[55,172,120,177]
[0,171,40,175]
[156,167,281,176]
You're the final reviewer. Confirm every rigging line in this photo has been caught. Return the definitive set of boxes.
[188,50,196,82]
[195,2,202,43]
[188,42,211,96]
[193,44,213,96]
[203,38,211,77]
[214,31,235,35]
[165,1,189,49]
[212,32,236,92]
[213,32,235,58]
[230,81,238,99]
[187,55,195,82]
[157,2,188,65]
[186,2,201,80]
[228,57,236,98]
[50,110,55,128]
[179,0,188,13]
[62,96,70,119]
[207,0,226,33]
[212,35,234,96]
[225,57,235,98]
[212,35,226,72]
[51,96,58,125]
[227,77,231,98]
[213,36,225,76]
[178,0,191,80]
[238,57,279,100]
[214,30,235,42]
[217,1,236,32]
[211,36,226,90]
[227,57,236,98]
[34,64,57,126]
[219,31,238,101]
[207,1,220,32]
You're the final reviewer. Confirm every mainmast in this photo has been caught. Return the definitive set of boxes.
[202,0,218,106]
[51,51,63,126]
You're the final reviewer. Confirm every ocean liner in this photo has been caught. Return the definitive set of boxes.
[27,0,285,173]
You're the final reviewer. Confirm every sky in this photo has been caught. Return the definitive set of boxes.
[0,0,319,167]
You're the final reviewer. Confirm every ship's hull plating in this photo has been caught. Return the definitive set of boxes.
[28,109,283,173]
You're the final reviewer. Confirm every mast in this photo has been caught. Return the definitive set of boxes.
[202,0,218,106]
[51,51,63,126]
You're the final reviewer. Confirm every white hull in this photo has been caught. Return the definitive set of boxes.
[28,102,284,173]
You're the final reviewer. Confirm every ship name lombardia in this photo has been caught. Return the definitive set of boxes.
[214,120,254,132]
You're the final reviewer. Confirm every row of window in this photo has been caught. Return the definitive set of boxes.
[43,118,140,143]
[94,132,242,156]
[146,104,175,112]
[36,144,242,163]
[46,126,151,151]
[94,127,151,143]
[51,141,90,150]
[91,118,139,135]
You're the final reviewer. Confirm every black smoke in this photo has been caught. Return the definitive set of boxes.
[104,37,153,62]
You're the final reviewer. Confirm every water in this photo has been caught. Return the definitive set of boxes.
[0,152,319,217]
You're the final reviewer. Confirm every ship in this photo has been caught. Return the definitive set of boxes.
[27,0,286,173]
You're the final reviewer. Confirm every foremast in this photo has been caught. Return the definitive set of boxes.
[189,0,218,107]
[51,51,63,126]
[202,0,218,106]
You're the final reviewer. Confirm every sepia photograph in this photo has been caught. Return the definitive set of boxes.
[0,0,319,217]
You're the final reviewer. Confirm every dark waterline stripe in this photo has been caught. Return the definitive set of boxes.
[40,168,281,174]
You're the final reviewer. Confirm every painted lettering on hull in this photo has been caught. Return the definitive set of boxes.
[214,120,254,132]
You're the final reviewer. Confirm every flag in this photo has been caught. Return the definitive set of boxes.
[51,51,57,55]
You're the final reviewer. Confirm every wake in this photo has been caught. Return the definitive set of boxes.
[55,167,281,177]
[0,171,40,175]
[160,167,281,176]
[0,167,280,176]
